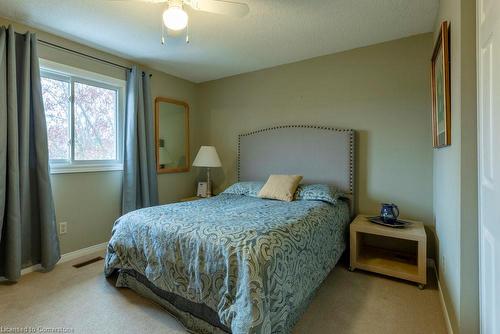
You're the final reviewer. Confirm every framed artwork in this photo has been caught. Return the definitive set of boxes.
[431,21,451,148]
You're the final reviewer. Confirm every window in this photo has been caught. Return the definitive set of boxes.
[40,60,125,173]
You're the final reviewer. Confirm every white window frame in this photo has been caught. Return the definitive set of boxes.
[40,59,126,174]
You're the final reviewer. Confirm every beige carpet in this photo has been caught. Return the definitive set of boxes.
[0,252,447,334]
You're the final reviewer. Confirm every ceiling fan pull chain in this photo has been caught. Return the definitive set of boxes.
[161,14,167,45]
[186,22,190,44]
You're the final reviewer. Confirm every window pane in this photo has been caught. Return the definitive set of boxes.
[74,82,117,160]
[41,76,70,160]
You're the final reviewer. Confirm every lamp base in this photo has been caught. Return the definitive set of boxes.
[206,167,212,197]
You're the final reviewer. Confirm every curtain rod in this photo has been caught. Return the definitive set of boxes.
[38,39,132,72]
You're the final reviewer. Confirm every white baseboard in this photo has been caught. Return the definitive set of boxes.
[429,259,454,334]
[59,242,108,263]
[20,242,108,276]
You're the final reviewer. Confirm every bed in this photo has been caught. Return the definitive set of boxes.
[105,125,356,334]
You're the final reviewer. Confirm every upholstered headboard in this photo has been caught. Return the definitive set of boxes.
[238,125,355,202]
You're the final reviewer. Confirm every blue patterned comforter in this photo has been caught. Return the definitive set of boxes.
[104,193,350,334]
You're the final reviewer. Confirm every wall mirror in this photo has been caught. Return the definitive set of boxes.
[155,97,190,173]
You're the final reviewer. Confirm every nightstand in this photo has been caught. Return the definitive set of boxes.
[349,214,427,289]
[179,196,204,202]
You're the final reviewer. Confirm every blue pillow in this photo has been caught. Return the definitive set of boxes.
[222,181,264,197]
[294,184,343,205]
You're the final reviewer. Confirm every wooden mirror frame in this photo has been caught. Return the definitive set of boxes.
[155,97,190,174]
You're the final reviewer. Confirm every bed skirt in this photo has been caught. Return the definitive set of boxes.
[114,269,230,334]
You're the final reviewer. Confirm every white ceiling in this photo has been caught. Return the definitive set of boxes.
[0,0,438,83]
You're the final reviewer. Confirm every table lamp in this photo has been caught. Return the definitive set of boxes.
[193,146,222,197]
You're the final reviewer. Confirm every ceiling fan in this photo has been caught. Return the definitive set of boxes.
[110,0,250,45]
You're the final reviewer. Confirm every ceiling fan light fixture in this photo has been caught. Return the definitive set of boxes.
[163,5,189,31]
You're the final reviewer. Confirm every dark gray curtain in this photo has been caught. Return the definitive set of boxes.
[0,26,60,281]
[122,65,158,214]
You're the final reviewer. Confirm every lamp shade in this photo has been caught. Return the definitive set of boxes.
[193,146,222,168]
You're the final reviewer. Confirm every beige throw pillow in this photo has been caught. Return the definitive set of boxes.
[258,175,303,202]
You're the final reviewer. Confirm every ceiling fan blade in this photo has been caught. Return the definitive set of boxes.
[189,0,249,17]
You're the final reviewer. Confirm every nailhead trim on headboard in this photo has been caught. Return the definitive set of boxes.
[237,125,355,194]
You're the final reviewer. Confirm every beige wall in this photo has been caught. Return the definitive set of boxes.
[432,0,479,333]
[0,17,206,254]
[199,33,435,254]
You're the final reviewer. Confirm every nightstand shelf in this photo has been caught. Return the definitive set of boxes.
[350,215,427,289]
[357,245,419,277]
